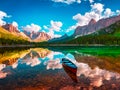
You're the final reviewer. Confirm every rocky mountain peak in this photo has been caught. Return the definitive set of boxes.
[23,30,51,42]
[33,32,51,42]
[88,19,96,25]
[2,24,19,33]
[74,15,120,36]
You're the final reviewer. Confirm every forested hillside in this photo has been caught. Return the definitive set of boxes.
[60,20,120,45]
[0,27,29,45]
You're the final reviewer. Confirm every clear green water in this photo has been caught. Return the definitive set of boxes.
[0,46,120,90]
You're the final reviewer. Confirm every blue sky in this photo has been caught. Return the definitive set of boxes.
[0,0,120,38]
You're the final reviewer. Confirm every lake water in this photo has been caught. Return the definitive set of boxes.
[0,46,120,90]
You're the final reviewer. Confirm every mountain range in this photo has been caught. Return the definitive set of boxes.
[0,14,120,45]
[2,24,30,40]
[49,15,120,43]
[63,19,120,45]
[74,15,120,37]
[24,31,51,42]
[48,34,71,42]
[0,24,51,44]
[0,26,29,45]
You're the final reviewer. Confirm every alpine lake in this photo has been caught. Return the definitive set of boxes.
[0,46,120,90]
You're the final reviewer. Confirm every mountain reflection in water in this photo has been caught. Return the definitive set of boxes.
[0,47,120,90]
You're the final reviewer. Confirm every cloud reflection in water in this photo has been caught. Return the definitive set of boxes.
[0,48,120,88]
[0,64,8,79]
[76,62,120,87]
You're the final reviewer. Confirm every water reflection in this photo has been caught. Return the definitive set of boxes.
[0,64,7,79]
[0,47,120,89]
[62,58,78,83]
[19,51,41,67]
[76,63,120,87]
[62,64,78,83]
[46,59,62,70]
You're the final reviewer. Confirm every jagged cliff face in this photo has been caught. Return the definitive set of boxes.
[2,24,51,42]
[2,24,19,33]
[24,31,51,42]
[33,32,51,42]
[74,15,120,36]
[24,31,40,40]
[2,24,30,41]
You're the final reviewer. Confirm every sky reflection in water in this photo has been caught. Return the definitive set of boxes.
[0,48,120,89]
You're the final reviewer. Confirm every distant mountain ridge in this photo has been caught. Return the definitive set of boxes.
[2,23,51,42]
[0,26,29,45]
[93,20,120,36]
[33,32,51,42]
[24,31,51,42]
[64,20,120,45]
[2,24,19,33]
[74,15,120,37]
[2,24,30,41]
[48,34,71,42]
[49,15,120,43]
[1,15,120,45]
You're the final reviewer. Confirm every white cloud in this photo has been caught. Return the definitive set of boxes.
[45,29,62,39]
[43,25,48,29]
[54,34,62,38]
[90,77,103,87]
[66,25,77,33]
[0,64,6,71]
[0,11,8,26]
[12,21,19,30]
[77,0,81,3]
[22,23,41,33]
[67,3,120,32]
[0,11,7,19]
[45,51,64,61]
[89,0,94,3]
[0,64,8,79]
[46,59,62,70]
[0,71,8,79]
[47,30,55,38]
[43,20,63,38]
[70,3,104,28]
[20,56,41,67]
[50,20,63,31]
[73,13,89,26]
[76,62,120,87]
[104,8,114,18]
[91,3,104,14]
[0,19,5,26]
[46,30,62,38]
[52,0,81,5]
[12,62,18,69]
[116,10,120,15]
[12,21,18,27]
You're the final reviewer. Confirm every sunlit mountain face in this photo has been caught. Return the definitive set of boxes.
[0,47,120,89]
